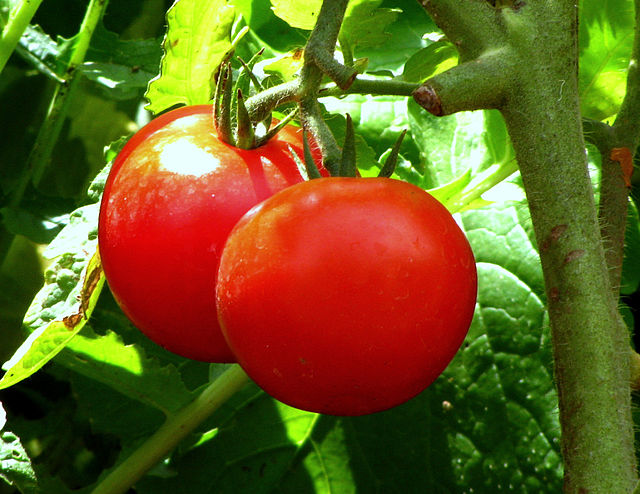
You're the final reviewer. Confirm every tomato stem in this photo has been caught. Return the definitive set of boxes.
[0,0,44,75]
[417,1,640,489]
[235,89,254,149]
[214,61,235,145]
[90,365,250,494]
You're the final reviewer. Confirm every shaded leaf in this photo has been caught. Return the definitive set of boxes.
[621,201,640,295]
[0,206,68,244]
[341,1,399,50]
[136,385,320,494]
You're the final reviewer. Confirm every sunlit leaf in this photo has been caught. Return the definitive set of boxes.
[271,0,397,49]
[403,40,458,82]
[270,0,322,30]
[0,428,38,494]
[0,237,104,390]
[58,328,193,415]
[145,0,236,114]
[0,160,111,389]
[579,0,634,120]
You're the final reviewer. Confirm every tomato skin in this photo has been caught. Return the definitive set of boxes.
[99,105,319,362]
[216,177,477,415]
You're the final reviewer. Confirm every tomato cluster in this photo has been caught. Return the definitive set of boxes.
[98,105,319,362]
[99,105,477,415]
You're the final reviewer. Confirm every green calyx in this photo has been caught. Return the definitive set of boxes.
[213,50,293,150]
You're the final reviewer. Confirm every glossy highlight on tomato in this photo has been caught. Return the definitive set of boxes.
[216,177,477,415]
[98,105,321,362]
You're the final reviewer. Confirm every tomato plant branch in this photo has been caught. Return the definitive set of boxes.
[417,1,637,491]
[0,0,44,74]
[294,0,350,173]
[91,365,250,494]
[9,0,108,210]
[0,0,108,270]
[580,0,640,298]
[597,0,640,296]
[320,77,419,98]
[245,77,419,124]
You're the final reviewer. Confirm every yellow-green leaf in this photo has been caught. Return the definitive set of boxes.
[145,0,236,114]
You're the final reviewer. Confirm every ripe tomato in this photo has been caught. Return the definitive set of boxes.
[216,177,477,415]
[99,105,321,362]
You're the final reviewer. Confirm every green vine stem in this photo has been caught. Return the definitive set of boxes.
[91,365,250,494]
[0,0,108,268]
[24,0,108,191]
[416,0,637,491]
[0,0,44,74]
[244,77,419,125]
[594,0,640,296]
[295,0,351,173]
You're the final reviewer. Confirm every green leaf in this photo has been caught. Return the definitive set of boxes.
[67,366,167,448]
[262,49,305,81]
[81,62,156,100]
[271,0,398,49]
[341,1,399,50]
[0,206,68,244]
[403,40,458,82]
[356,0,434,73]
[270,0,322,30]
[0,164,110,389]
[621,200,640,295]
[579,0,634,120]
[58,327,194,415]
[0,427,38,494]
[135,385,320,493]
[145,0,236,114]
[407,101,495,188]
[15,24,64,81]
[0,233,104,390]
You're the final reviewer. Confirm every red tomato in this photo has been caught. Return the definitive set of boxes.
[216,177,477,415]
[98,105,321,362]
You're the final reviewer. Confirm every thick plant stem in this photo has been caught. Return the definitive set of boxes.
[503,92,636,494]
[91,365,250,494]
[499,5,637,493]
[417,1,638,491]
